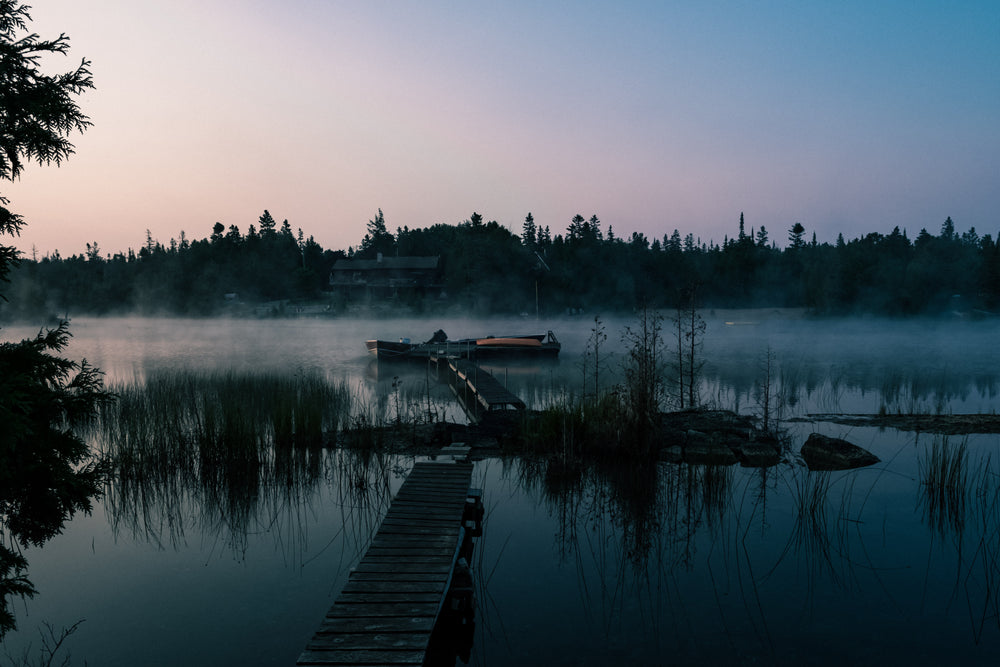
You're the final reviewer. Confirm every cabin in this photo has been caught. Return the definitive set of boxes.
[329,253,443,302]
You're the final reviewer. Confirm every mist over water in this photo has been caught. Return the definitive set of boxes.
[5,312,994,416]
[2,313,1000,665]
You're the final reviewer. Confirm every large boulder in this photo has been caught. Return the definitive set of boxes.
[800,433,879,471]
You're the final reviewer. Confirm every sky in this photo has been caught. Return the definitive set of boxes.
[6,1,999,257]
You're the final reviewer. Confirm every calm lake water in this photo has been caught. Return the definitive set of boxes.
[2,314,1000,665]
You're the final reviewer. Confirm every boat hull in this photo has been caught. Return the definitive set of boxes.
[366,332,559,361]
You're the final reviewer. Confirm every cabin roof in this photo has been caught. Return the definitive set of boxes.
[332,256,440,271]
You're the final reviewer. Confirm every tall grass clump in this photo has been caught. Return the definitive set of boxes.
[623,307,667,448]
[520,390,624,463]
[519,307,673,461]
[97,368,351,471]
[918,436,969,537]
[95,368,351,551]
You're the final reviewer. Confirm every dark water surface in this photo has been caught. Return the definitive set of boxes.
[2,314,999,665]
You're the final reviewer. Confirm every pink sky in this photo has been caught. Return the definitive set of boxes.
[7,1,999,258]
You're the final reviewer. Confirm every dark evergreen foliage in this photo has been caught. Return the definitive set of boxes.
[0,0,105,637]
[3,210,999,318]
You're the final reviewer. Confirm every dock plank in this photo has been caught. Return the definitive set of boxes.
[297,649,425,665]
[350,561,454,575]
[346,572,447,583]
[342,581,448,594]
[306,633,431,650]
[324,602,439,618]
[313,616,436,634]
[336,592,444,604]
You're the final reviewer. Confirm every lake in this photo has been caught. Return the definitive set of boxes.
[2,313,999,665]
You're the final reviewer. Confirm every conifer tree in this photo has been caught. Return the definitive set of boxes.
[0,1,106,637]
[522,212,536,247]
[788,222,806,249]
[258,210,277,237]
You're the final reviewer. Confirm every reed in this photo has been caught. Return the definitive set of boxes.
[97,368,350,462]
[789,469,835,567]
[518,390,637,461]
[94,368,351,553]
[918,437,969,537]
[967,454,1000,639]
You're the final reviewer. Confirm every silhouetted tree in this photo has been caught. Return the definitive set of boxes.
[940,216,956,241]
[209,221,224,244]
[358,208,395,258]
[788,222,806,250]
[0,0,106,637]
[258,210,276,237]
[522,212,536,247]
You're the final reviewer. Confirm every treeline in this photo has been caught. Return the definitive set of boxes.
[3,210,999,318]
[3,212,342,317]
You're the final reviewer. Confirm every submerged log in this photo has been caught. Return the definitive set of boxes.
[800,433,879,471]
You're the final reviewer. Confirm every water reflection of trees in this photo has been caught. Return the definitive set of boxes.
[474,344,1000,420]
[496,447,1000,661]
[500,456,768,659]
[701,355,1000,416]
[0,324,111,638]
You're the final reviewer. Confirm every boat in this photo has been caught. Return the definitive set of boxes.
[366,330,560,361]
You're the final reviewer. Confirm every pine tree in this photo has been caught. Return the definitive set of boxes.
[788,222,806,249]
[359,208,395,258]
[522,212,536,247]
[940,216,956,241]
[258,210,276,237]
[588,214,603,241]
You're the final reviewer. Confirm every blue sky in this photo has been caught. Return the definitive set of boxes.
[9,1,999,256]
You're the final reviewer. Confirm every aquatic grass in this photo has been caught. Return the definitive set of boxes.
[517,389,658,462]
[97,368,350,461]
[94,368,351,549]
[966,454,1000,640]
[777,468,842,592]
[918,437,969,537]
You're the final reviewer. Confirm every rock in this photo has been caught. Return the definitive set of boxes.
[658,444,683,463]
[736,439,781,468]
[686,429,710,445]
[683,430,738,465]
[800,433,879,471]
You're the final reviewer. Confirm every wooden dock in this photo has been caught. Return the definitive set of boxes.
[297,459,478,666]
[432,357,526,423]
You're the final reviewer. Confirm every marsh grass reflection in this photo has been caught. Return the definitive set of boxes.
[786,470,842,589]
[494,450,932,662]
[488,456,783,660]
[104,443,398,566]
[94,369,404,561]
[918,437,969,538]
[914,438,1000,640]
[967,458,1000,642]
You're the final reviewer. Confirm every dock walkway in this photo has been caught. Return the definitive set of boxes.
[297,460,476,666]
[432,357,526,423]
